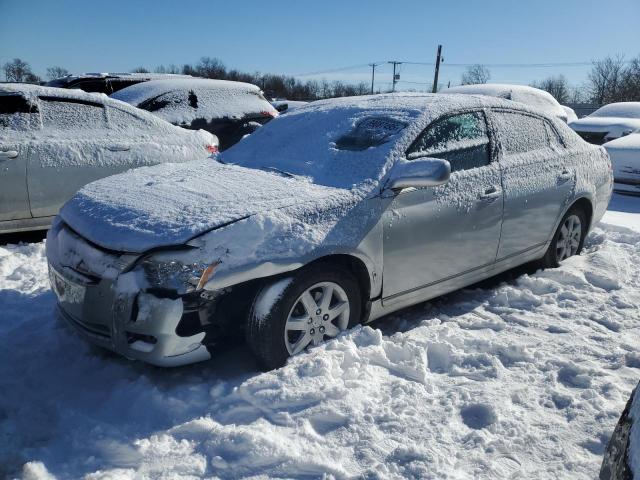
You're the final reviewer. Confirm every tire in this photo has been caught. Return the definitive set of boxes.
[539,205,588,269]
[246,264,362,370]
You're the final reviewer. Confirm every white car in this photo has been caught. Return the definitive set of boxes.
[569,102,640,145]
[603,131,640,194]
[0,84,217,234]
[111,78,278,150]
[443,84,569,122]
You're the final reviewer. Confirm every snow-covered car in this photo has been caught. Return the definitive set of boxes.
[569,102,640,145]
[603,131,640,195]
[562,105,579,123]
[600,383,639,479]
[111,78,279,150]
[46,72,193,95]
[0,84,217,234]
[444,83,570,122]
[46,93,613,369]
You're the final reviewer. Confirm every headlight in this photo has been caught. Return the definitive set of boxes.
[141,259,220,293]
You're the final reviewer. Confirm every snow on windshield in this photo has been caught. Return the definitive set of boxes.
[111,78,275,125]
[222,95,427,189]
[591,102,640,119]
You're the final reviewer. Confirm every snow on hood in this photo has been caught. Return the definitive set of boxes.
[110,78,276,125]
[59,160,352,253]
[443,83,567,120]
[590,102,640,119]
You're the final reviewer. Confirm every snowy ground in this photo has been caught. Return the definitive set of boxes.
[1,194,639,480]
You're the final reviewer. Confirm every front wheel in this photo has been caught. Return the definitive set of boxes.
[539,206,587,268]
[246,265,361,370]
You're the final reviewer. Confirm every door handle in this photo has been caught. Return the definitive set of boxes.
[479,187,501,201]
[558,170,573,184]
[0,150,18,160]
[106,145,130,152]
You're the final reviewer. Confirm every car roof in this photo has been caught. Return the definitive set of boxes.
[110,78,263,106]
[45,72,192,85]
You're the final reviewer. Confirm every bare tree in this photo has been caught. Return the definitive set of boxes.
[587,55,625,105]
[131,66,150,73]
[46,66,69,80]
[3,58,34,82]
[461,64,491,85]
[531,75,570,104]
[618,56,640,101]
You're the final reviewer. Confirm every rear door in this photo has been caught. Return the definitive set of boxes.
[0,93,37,222]
[489,109,574,260]
[28,96,110,218]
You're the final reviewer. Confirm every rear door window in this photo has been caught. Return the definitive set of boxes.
[39,97,107,131]
[0,94,39,130]
[407,111,491,172]
[492,111,551,155]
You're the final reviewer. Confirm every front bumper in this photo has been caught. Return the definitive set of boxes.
[48,245,213,367]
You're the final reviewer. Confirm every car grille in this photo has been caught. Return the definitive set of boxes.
[576,131,608,145]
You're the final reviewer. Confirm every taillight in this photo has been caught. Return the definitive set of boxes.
[261,110,278,118]
[206,144,218,154]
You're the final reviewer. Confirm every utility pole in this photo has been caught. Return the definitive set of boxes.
[369,63,379,94]
[388,61,402,92]
[432,45,443,93]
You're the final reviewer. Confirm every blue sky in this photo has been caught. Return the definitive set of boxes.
[1,0,639,91]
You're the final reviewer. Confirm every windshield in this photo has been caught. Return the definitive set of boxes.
[222,101,418,189]
[591,102,640,119]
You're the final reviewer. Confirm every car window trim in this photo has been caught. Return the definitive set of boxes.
[38,96,105,109]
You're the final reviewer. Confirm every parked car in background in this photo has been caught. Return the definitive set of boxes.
[444,83,570,122]
[46,93,612,369]
[562,105,578,123]
[600,383,638,479]
[603,130,640,195]
[46,72,192,95]
[111,78,278,150]
[0,84,217,234]
[569,102,640,145]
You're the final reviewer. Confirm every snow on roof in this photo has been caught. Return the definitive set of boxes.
[46,72,192,84]
[590,102,640,119]
[444,83,566,119]
[110,78,274,125]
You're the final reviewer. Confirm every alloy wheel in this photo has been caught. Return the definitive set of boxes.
[556,214,582,262]
[284,281,350,355]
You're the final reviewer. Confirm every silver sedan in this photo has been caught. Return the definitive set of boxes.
[46,93,613,369]
[0,84,217,234]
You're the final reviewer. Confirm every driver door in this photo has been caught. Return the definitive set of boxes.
[382,110,504,304]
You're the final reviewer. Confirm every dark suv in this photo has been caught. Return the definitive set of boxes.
[46,73,192,95]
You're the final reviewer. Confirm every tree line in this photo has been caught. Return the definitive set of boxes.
[3,54,640,105]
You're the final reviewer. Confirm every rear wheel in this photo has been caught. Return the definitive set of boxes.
[539,206,587,268]
[246,265,361,370]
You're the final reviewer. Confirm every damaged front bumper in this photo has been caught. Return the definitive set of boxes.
[50,264,213,367]
[46,222,224,367]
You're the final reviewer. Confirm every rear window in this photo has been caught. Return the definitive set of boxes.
[0,94,38,130]
[335,117,407,151]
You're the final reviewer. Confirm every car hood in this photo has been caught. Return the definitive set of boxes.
[569,116,640,133]
[59,159,353,253]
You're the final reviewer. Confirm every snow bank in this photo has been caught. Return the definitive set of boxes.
[2,204,640,478]
[110,78,276,125]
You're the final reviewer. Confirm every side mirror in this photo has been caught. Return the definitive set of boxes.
[386,158,451,191]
